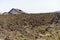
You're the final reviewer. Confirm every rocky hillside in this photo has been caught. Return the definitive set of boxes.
[0,13,60,40]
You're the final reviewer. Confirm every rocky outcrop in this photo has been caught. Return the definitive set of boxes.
[8,8,26,14]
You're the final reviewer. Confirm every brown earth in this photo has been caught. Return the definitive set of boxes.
[0,13,60,40]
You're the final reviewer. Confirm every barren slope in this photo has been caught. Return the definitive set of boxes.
[0,13,60,40]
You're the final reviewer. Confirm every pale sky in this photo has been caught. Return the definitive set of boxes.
[0,0,60,13]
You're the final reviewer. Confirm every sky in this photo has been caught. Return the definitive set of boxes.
[0,0,60,13]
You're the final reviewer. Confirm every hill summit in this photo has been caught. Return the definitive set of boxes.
[3,8,26,14]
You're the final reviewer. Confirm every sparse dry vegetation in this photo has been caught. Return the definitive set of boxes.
[0,13,60,40]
